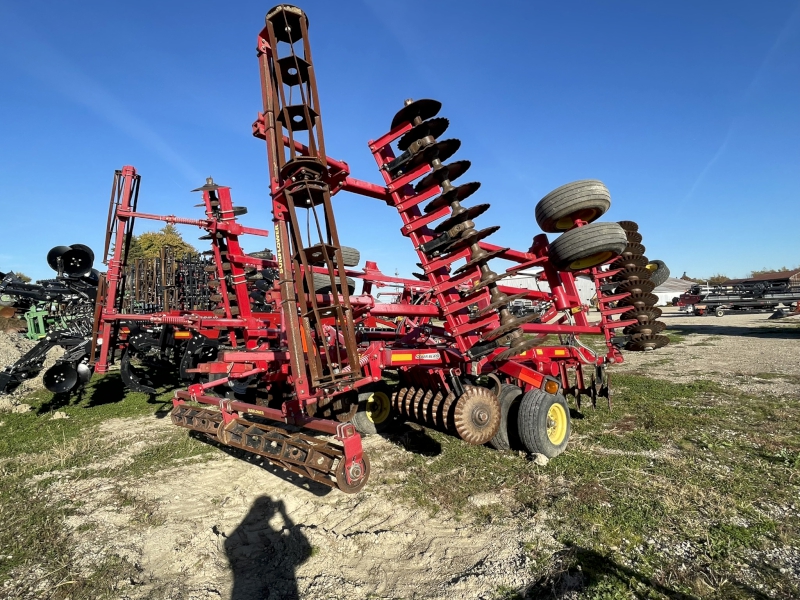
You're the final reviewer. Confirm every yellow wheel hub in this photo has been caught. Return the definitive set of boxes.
[569,251,614,271]
[556,216,577,230]
[546,403,568,445]
[366,391,391,424]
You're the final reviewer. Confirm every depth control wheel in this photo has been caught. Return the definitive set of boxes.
[352,384,394,434]
[335,454,371,494]
[517,389,571,458]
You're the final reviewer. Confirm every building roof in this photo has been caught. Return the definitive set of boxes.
[724,269,800,285]
[653,277,693,293]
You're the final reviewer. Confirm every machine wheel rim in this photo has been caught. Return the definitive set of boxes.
[546,403,568,445]
[569,250,614,271]
[366,391,391,424]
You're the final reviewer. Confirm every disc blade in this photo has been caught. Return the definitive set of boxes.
[398,117,449,151]
[424,181,481,213]
[441,225,499,255]
[626,334,669,351]
[614,267,651,282]
[614,279,656,295]
[433,203,490,233]
[46,246,71,271]
[391,98,442,129]
[414,160,471,193]
[452,247,509,276]
[623,321,666,336]
[43,363,78,394]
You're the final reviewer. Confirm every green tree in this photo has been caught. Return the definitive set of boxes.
[750,266,794,277]
[11,272,31,283]
[127,224,198,259]
[706,273,730,285]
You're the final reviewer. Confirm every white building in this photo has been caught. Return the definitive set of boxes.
[652,277,692,306]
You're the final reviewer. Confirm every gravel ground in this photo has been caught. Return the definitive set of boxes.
[617,306,800,396]
[0,330,63,410]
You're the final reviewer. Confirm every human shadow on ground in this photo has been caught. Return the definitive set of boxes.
[524,544,781,600]
[188,431,333,497]
[221,495,311,600]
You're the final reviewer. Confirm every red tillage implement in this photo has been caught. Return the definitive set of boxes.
[98,5,669,493]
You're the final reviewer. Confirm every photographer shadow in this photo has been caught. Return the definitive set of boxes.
[223,496,312,600]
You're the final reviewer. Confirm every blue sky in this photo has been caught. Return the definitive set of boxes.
[1,0,798,283]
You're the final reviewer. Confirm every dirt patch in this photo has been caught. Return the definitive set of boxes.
[44,419,555,599]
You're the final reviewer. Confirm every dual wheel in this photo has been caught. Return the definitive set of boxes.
[490,384,571,458]
[535,180,628,272]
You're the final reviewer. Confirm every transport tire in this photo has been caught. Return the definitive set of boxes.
[339,246,361,268]
[535,180,611,233]
[311,273,356,295]
[517,389,571,458]
[716,307,725,317]
[352,384,394,435]
[646,259,670,288]
[489,384,524,451]
[548,222,627,272]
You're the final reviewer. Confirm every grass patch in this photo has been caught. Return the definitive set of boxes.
[0,372,214,599]
[382,372,800,598]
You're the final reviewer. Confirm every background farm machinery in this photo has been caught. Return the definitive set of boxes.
[0,5,671,494]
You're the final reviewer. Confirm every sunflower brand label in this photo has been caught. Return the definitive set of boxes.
[416,352,441,361]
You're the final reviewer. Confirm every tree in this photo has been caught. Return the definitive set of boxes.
[126,224,198,260]
[750,266,794,277]
[11,272,31,283]
[706,273,730,285]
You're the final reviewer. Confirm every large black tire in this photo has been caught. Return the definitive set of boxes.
[517,389,571,458]
[489,384,524,451]
[535,180,611,233]
[351,383,394,434]
[339,246,361,268]
[311,273,356,295]
[646,259,670,288]
[548,222,627,272]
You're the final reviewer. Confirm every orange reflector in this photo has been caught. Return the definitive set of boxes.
[120,327,130,334]
[174,331,192,339]
[544,380,559,395]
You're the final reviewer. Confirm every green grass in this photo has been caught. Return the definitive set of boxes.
[0,373,216,599]
[381,372,800,599]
